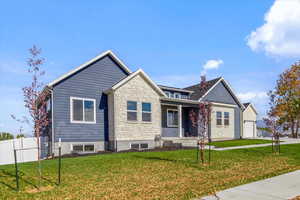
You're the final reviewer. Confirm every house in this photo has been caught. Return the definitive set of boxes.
[243,103,258,138]
[43,50,256,155]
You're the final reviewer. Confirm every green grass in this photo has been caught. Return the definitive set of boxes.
[1,144,300,200]
[210,139,273,148]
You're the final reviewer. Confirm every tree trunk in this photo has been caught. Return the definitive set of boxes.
[295,120,299,138]
[291,121,296,138]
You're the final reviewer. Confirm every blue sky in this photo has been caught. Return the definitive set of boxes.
[1,0,299,135]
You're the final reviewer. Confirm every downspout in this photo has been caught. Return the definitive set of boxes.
[50,89,55,156]
[240,109,243,139]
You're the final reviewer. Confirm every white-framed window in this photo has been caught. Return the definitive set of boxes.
[174,92,181,99]
[224,112,229,126]
[70,97,96,123]
[142,102,152,122]
[72,144,95,152]
[127,101,137,121]
[216,111,222,125]
[130,143,149,150]
[165,91,171,98]
[167,109,178,127]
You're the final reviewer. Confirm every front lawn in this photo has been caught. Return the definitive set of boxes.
[210,139,273,148]
[0,144,300,200]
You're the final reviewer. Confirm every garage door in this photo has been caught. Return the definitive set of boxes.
[244,121,255,138]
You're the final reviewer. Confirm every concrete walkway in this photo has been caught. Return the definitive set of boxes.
[201,170,300,200]
[210,138,300,151]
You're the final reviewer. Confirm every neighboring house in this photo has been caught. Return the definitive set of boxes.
[43,50,257,155]
[242,103,257,138]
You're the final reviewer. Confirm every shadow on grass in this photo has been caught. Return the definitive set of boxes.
[0,169,40,191]
[132,155,206,170]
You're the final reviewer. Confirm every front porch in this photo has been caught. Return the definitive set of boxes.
[161,98,199,139]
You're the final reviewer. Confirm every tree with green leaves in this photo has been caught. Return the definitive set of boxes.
[0,132,14,141]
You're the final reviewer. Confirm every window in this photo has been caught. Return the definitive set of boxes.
[165,91,171,98]
[174,93,181,99]
[84,144,95,152]
[140,143,148,149]
[131,143,140,150]
[181,94,188,99]
[46,100,51,112]
[127,101,137,121]
[71,97,96,123]
[167,109,178,127]
[72,144,95,152]
[224,112,229,126]
[72,144,84,152]
[142,102,151,122]
[130,143,149,150]
[216,111,222,125]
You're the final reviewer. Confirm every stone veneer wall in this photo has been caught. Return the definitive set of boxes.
[108,74,162,150]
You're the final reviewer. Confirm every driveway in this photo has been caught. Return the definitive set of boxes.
[200,170,300,200]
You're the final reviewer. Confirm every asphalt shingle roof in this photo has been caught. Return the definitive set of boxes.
[183,77,222,100]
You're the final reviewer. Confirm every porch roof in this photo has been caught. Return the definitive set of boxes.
[160,97,199,107]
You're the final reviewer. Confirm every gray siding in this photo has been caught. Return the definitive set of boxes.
[203,81,242,138]
[52,55,128,142]
[161,105,179,137]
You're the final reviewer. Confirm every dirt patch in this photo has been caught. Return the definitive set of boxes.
[25,185,54,194]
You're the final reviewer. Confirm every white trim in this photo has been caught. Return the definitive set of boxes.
[167,109,179,127]
[110,69,167,97]
[199,77,245,109]
[178,105,182,137]
[160,97,199,104]
[210,102,238,108]
[70,97,96,124]
[47,50,131,87]
[158,85,194,93]
[51,89,55,155]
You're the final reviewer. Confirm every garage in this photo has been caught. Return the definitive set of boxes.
[243,103,258,138]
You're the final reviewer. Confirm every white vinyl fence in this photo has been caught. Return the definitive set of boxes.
[0,137,39,166]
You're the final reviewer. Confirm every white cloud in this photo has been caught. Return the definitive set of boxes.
[237,92,268,102]
[201,59,223,75]
[247,0,300,57]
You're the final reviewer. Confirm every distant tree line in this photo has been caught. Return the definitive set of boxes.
[0,132,25,141]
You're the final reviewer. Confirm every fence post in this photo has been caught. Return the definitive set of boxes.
[14,149,19,191]
[58,147,61,184]
[58,138,61,185]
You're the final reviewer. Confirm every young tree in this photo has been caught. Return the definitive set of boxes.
[11,45,49,186]
[271,62,300,138]
[189,76,212,163]
[264,91,282,153]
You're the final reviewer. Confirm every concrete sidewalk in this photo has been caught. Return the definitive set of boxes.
[211,138,300,151]
[201,170,300,200]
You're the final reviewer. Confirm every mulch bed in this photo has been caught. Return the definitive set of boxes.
[50,146,196,159]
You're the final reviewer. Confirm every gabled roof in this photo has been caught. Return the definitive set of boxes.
[184,77,222,100]
[243,103,251,108]
[184,77,244,109]
[105,69,167,97]
[158,85,194,93]
[243,103,258,115]
[47,50,132,87]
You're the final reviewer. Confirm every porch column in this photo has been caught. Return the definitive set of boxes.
[178,105,182,137]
